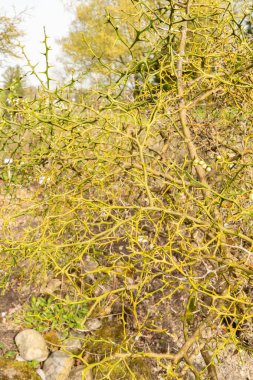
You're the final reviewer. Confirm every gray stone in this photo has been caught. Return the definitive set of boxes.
[15,329,49,361]
[36,368,46,380]
[41,279,62,294]
[63,337,82,354]
[69,365,93,380]
[43,351,74,380]
[85,318,102,331]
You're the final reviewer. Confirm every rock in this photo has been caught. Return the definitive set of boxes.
[41,279,62,294]
[16,354,26,361]
[15,329,49,361]
[0,356,41,380]
[36,368,46,380]
[85,318,102,331]
[63,337,82,354]
[69,365,93,380]
[43,351,74,380]
[74,318,102,333]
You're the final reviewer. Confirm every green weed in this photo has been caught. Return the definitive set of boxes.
[22,296,88,334]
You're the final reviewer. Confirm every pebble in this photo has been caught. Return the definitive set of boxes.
[41,278,62,294]
[85,318,102,331]
[43,351,74,380]
[69,365,93,380]
[63,337,82,354]
[15,329,49,361]
[37,368,47,380]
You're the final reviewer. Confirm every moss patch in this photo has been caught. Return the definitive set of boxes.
[0,357,41,380]
[87,320,125,356]
[95,358,153,380]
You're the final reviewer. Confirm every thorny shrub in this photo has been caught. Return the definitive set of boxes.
[0,1,253,379]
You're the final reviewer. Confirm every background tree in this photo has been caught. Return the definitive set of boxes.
[0,14,22,64]
[2,65,25,98]
[60,0,153,85]
[0,65,26,123]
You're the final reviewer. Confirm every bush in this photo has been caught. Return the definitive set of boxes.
[1,1,253,378]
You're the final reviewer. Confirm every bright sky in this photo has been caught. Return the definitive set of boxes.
[0,0,74,87]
